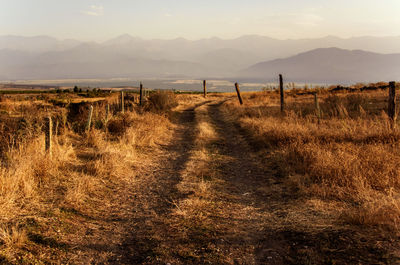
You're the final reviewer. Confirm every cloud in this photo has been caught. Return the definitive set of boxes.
[294,13,323,27]
[258,11,323,28]
[82,5,104,16]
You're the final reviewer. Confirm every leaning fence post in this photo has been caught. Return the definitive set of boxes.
[120,91,125,113]
[388,81,396,126]
[86,105,94,132]
[45,115,52,155]
[235,82,243,105]
[279,74,284,112]
[314,93,321,124]
[140,82,143,106]
[203,80,207,98]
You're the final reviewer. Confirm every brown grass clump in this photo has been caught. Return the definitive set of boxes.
[0,224,28,260]
[106,112,135,136]
[121,111,173,147]
[0,132,76,261]
[0,135,75,219]
[146,91,178,112]
[345,194,400,229]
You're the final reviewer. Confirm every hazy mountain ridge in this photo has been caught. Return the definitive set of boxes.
[1,34,400,81]
[242,48,400,83]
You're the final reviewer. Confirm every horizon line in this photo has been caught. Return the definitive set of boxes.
[1,33,400,43]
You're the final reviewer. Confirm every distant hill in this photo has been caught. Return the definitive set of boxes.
[0,45,208,79]
[241,48,400,83]
[2,34,400,80]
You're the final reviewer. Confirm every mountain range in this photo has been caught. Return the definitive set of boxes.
[1,34,400,82]
[241,48,400,83]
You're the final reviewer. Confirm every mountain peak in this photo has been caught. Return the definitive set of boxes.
[104,34,142,45]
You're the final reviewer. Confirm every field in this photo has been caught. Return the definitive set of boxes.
[0,85,400,264]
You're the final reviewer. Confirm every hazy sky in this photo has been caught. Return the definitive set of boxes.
[1,0,400,41]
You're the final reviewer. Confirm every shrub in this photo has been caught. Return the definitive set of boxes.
[146,91,178,113]
[67,101,107,133]
[345,94,368,112]
[107,113,135,136]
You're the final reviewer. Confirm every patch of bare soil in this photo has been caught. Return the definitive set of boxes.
[114,105,201,264]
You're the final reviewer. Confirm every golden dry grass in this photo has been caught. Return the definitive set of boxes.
[1,88,400,263]
[0,94,174,262]
[222,89,400,232]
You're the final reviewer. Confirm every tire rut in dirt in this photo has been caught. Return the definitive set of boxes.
[207,102,290,264]
[207,102,280,207]
[112,105,201,264]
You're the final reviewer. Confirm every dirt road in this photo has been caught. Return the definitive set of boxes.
[61,98,397,264]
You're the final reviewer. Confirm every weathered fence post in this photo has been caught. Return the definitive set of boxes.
[314,93,321,124]
[45,115,52,155]
[235,82,243,105]
[86,105,94,132]
[203,80,207,98]
[106,103,110,123]
[279,74,284,112]
[120,91,125,113]
[55,120,59,144]
[388,81,396,126]
[140,82,143,106]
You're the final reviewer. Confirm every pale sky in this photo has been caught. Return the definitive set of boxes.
[1,0,400,41]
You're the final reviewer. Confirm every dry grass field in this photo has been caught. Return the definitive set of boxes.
[0,86,400,264]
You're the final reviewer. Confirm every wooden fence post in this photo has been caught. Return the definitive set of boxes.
[314,93,321,124]
[388,81,396,125]
[45,115,52,155]
[203,80,207,98]
[279,74,284,112]
[140,82,143,106]
[235,83,243,105]
[120,91,125,113]
[106,104,110,123]
[86,105,94,132]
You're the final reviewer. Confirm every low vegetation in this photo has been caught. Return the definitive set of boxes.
[223,88,400,231]
[0,92,174,263]
[0,86,399,263]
